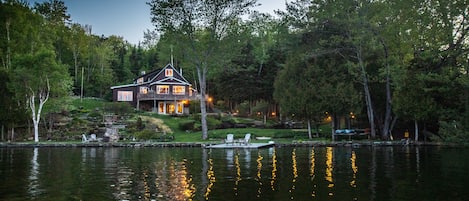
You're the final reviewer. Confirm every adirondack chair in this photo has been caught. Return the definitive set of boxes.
[225,134,235,145]
[82,134,88,143]
[240,133,251,145]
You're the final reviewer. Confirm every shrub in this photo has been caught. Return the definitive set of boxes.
[179,120,196,131]
[207,116,222,130]
[87,111,102,121]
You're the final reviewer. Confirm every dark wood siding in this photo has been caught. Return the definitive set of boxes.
[112,86,138,107]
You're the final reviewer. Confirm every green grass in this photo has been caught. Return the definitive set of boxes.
[70,97,106,111]
[132,112,334,143]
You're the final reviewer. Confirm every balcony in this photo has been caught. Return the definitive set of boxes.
[137,92,197,101]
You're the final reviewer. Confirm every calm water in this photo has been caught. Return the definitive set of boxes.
[0,146,467,201]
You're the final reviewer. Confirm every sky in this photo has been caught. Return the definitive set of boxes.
[27,0,289,45]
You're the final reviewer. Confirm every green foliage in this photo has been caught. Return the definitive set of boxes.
[438,120,469,143]
[179,120,196,131]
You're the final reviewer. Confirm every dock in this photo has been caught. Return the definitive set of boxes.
[205,142,275,149]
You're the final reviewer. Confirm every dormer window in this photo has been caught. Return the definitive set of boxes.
[165,69,173,77]
[137,77,144,84]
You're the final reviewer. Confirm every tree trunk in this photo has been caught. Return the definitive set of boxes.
[197,64,208,140]
[73,46,79,83]
[5,19,11,69]
[357,48,377,139]
[414,120,419,142]
[28,79,50,143]
[307,119,312,139]
[331,115,336,141]
[380,38,393,140]
[10,127,15,142]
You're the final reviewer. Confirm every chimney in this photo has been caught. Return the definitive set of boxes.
[141,71,146,75]
[180,68,182,75]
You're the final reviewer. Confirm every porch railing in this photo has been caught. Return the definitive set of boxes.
[137,92,197,101]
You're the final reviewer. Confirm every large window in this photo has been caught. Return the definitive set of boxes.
[117,91,133,101]
[165,69,173,77]
[173,86,185,95]
[157,85,169,94]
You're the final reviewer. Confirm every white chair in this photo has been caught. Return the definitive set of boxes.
[82,134,88,143]
[90,134,97,142]
[225,134,234,145]
[241,133,251,145]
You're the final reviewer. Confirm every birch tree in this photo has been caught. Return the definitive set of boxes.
[11,50,71,142]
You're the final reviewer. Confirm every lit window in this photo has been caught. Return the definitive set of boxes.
[165,69,173,77]
[173,86,185,95]
[157,85,169,94]
[159,102,165,114]
[117,91,133,101]
[177,102,183,114]
[139,87,148,94]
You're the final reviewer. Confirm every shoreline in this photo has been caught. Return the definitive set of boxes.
[0,140,461,148]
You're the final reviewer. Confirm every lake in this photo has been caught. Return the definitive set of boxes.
[0,146,467,201]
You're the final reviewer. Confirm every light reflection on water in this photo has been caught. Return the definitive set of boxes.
[0,146,468,201]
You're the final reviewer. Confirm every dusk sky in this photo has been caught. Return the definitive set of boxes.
[27,0,289,44]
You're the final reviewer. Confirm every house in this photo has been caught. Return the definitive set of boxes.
[110,64,197,115]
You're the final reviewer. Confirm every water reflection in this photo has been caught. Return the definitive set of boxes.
[270,147,277,191]
[1,146,468,201]
[205,158,215,200]
[154,159,196,201]
[256,151,263,198]
[28,148,40,198]
[310,148,316,197]
[234,150,241,195]
[350,151,357,188]
[325,146,334,196]
[289,148,298,199]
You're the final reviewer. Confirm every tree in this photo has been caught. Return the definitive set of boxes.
[0,0,42,69]
[11,49,71,142]
[391,0,469,142]
[148,0,257,140]
[0,68,27,141]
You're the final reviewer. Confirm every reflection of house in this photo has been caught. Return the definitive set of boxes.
[111,64,197,115]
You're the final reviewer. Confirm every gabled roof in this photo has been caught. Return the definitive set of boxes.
[147,63,191,85]
[111,63,192,90]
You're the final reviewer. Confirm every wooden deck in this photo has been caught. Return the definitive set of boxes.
[205,142,275,149]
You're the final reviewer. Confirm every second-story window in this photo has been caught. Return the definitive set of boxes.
[173,86,185,95]
[139,87,148,94]
[165,69,173,77]
[157,85,169,94]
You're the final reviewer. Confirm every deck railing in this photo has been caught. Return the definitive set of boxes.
[137,92,197,101]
